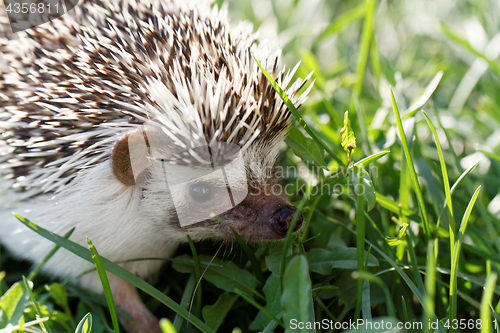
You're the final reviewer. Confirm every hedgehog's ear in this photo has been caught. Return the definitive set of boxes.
[112,130,151,186]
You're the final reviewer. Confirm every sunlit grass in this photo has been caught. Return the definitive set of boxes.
[1,0,500,332]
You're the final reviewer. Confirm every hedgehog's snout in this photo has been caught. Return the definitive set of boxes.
[271,205,303,233]
[217,182,304,240]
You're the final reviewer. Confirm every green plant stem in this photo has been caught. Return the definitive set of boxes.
[354,166,366,321]
[423,241,436,333]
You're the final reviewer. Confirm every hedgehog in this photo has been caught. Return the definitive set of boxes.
[0,0,312,332]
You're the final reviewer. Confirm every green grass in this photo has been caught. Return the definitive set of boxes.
[2,0,500,332]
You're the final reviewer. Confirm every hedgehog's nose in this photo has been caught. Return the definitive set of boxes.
[271,205,303,233]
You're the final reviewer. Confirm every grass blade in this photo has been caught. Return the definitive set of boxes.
[375,192,422,223]
[423,111,456,253]
[172,274,195,331]
[361,279,371,320]
[254,57,339,163]
[441,23,500,76]
[354,271,395,318]
[403,71,444,119]
[22,276,52,333]
[353,0,377,96]
[353,150,390,167]
[479,149,500,163]
[406,227,426,294]
[316,4,366,42]
[87,238,120,333]
[391,88,431,241]
[350,0,377,155]
[449,186,481,333]
[450,161,479,195]
[481,273,498,333]
[431,102,500,260]
[401,296,410,332]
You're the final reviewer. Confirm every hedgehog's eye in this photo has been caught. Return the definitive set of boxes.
[189,182,214,203]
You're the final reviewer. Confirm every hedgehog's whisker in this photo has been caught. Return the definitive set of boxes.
[187,242,224,319]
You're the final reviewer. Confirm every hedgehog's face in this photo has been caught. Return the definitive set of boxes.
[111,126,303,242]
[214,177,304,241]
[163,172,303,242]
